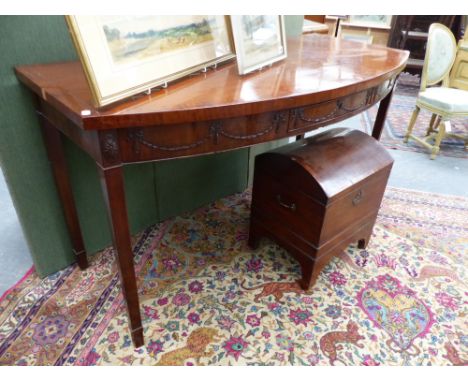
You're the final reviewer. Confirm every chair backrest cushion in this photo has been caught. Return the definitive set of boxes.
[422,23,457,87]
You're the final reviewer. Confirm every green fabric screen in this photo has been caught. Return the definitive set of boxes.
[0,16,303,277]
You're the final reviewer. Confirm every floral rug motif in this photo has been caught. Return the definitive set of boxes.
[365,79,468,159]
[0,187,467,366]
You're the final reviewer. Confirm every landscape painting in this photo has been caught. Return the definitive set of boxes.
[66,15,235,107]
[231,15,287,75]
[100,16,219,67]
[240,15,283,56]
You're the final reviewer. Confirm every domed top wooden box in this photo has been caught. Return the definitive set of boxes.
[248,128,394,289]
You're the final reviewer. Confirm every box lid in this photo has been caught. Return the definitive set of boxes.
[255,128,394,203]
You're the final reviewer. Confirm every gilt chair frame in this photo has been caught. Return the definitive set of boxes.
[404,23,468,159]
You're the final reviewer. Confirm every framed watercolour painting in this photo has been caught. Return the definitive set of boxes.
[230,15,287,75]
[66,16,235,107]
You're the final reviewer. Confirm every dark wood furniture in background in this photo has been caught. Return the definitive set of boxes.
[450,29,468,91]
[15,35,408,348]
[388,16,464,76]
[326,15,349,37]
[249,128,394,290]
[303,15,329,34]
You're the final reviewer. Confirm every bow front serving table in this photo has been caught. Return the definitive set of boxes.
[15,35,408,347]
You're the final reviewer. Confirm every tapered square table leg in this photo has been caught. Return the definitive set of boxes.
[39,116,88,269]
[98,165,144,348]
[372,87,395,140]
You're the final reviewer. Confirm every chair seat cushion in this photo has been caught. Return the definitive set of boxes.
[418,87,468,114]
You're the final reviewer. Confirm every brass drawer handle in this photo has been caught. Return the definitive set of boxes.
[352,190,363,206]
[276,195,296,211]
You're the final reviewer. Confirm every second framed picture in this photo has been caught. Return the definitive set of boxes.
[230,15,287,75]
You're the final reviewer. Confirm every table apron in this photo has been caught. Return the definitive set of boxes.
[118,79,395,163]
[37,77,395,167]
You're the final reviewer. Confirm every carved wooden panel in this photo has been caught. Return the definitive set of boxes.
[288,81,393,134]
[119,122,213,162]
[119,111,289,162]
[212,111,289,149]
[98,130,122,167]
[450,47,468,91]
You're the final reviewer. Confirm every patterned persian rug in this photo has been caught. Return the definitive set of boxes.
[0,187,467,366]
[364,75,467,159]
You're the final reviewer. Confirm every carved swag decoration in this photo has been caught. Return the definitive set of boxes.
[127,111,288,153]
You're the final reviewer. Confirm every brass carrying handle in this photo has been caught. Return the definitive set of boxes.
[352,190,363,206]
[276,195,296,211]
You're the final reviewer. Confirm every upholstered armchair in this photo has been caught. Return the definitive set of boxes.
[403,23,468,159]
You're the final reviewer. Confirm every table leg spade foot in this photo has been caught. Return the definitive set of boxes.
[131,327,144,348]
[74,249,89,270]
[77,256,89,270]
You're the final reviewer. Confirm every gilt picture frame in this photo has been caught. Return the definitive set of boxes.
[230,15,287,75]
[66,16,235,107]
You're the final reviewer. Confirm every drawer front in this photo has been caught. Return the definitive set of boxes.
[119,123,213,161]
[320,170,390,244]
[251,171,324,244]
[288,99,340,133]
[288,80,395,134]
[118,111,289,162]
[213,111,289,149]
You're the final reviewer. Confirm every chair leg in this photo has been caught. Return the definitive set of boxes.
[403,106,420,143]
[430,119,448,160]
[426,113,440,136]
